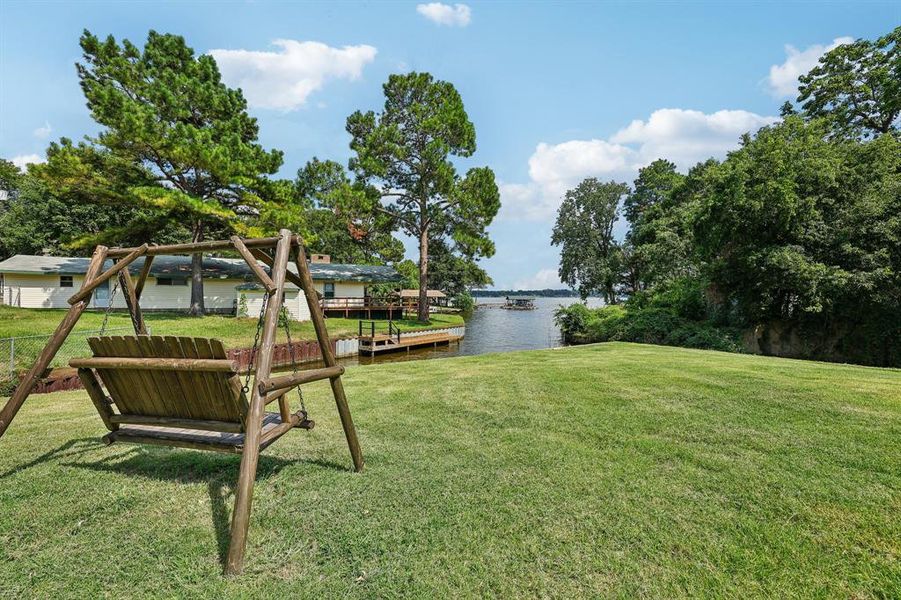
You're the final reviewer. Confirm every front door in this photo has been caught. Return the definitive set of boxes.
[93,279,110,309]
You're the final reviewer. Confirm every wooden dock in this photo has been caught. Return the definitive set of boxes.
[358,331,463,355]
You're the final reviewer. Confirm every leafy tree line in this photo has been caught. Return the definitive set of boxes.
[555,26,900,366]
[0,30,498,321]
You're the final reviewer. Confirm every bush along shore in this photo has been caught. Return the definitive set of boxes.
[556,275,901,366]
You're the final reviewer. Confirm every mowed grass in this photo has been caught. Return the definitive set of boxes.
[0,343,898,597]
[0,305,464,343]
[0,305,464,373]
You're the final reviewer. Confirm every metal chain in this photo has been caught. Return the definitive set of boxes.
[99,280,120,336]
[241,292,269,394]
[281,299,307,414]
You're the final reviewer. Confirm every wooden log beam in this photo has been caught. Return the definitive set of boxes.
[259,410,304,447]
[69,357,238,372]
[109,414,244,433]
[68,244,148,305]
[249,247,308,291]
[0,246,108,439]
[257,365,345,395]
[294,244,364,472]
[118,266,147,335]
[134,255,154,300]
[226,229,292,576]
[78,368,117,432]
[105,235,301,258]
[231,236,276,294]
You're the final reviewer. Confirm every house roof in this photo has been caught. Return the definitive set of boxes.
[399,288,447,298]
[0,254,402,284]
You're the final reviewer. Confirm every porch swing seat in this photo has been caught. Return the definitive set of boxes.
[69,335,318,454]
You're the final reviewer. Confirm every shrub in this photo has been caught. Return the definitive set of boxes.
[555,303,594,341]
[453,292,475,313]
[556,302,741,353]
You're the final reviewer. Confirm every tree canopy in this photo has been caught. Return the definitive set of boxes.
[798,26,900,137]
[552,178,627,303]
[75,29,284,313]
[346,72,499,320]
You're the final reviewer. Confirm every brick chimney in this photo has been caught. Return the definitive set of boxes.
[310,254,331,264]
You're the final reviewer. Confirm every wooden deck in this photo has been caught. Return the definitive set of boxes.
[358,331,463,355]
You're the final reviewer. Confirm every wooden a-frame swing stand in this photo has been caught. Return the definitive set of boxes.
[0,229,364,575]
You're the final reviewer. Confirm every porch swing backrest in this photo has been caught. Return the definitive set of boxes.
[85,335,249,426]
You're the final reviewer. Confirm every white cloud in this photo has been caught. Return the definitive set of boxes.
[11,154,45,171]
[500,108,778,221]
[513,268,562,291]
[33,121,52,139]
[416,3,471,26]
[767,37,853,98]
[209,40,377,111]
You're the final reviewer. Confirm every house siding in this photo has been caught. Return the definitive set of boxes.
[240,281,365,321]
[2,272,369,323]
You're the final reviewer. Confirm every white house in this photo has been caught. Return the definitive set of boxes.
[0,253,403,321]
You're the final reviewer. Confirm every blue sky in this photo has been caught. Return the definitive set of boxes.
[1,1,897,289]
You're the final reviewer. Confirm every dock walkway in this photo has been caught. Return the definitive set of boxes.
[358,331,463,355]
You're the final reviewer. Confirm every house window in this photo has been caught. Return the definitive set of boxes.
[323,282,335,299]
[157,277,188,286]
[59,275,73,288]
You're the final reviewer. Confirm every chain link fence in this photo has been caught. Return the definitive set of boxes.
[0,327,143,393]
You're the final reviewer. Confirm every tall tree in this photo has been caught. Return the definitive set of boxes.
[346,72,499,321]
[798,26,900,138]
[552,178,628,303]
[77,30,283,314]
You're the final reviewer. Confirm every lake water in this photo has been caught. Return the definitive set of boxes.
[342,296,604,366]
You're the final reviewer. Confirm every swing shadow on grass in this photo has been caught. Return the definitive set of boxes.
[61,443,347,566]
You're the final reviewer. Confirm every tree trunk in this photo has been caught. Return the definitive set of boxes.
[417,226,430,323]
[189,221,205,316]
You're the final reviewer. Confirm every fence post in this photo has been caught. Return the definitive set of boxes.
[8,337,13,375]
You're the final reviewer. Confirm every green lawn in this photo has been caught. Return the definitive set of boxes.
[0,305,464,343]
[0,305,464,374]
[0,343,898,597]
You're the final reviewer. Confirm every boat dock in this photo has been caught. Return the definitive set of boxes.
[357,320,463,355]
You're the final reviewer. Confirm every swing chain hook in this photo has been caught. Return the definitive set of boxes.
[99,278,120,336]
[241,291,268,395]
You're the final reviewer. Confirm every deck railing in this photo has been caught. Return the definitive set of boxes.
[320,296,403,310]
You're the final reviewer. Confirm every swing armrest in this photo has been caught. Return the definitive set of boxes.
[257,365,345,395]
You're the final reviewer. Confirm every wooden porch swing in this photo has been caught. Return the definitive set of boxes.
[0,229,363,575]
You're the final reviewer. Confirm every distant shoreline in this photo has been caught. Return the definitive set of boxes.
[473,289,579,298]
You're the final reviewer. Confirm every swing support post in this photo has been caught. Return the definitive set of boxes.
[0,245,108,438]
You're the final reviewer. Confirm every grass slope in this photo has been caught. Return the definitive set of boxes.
[0,343,898,597]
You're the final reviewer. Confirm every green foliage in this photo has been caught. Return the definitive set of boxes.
[426,237,492,296]
[237,293,249,318]
[556,304,741,353]
[346,72,499,320]
[75,29,284,313]
[0,145,188,259]
[452,291,475,312]
[798,26,900,137]
[552,178,627,303]
[623,159,695,291]
[693,116,900,326]
[295,158,403,264]
[394,259,420,290]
